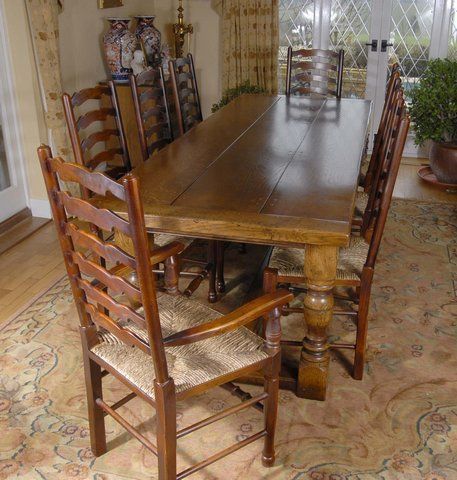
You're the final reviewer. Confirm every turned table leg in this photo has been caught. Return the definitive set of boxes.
[297,244,338,400]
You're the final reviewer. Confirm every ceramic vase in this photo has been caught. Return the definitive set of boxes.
[103,17,138,83]
[135,16,161,67]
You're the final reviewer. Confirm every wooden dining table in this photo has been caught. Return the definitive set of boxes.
[98,94,372,401]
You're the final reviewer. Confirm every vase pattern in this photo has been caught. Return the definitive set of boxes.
[103,18,138,83]
[135,16,161,67]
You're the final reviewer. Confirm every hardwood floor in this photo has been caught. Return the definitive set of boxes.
[0,222,65,322]
[0,163,454,327]
[0,216,50,255]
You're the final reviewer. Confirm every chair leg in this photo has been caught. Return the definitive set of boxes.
[353,271,373,380]
[155,379,177,480]
[262,357,280,467]
[82,349,107,457]
[207,240,217,303]
[216,241,226,293]
[262,269,281,467]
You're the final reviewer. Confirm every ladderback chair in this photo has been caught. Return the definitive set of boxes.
[129,67,173,162]
[38,145,292,479]
[169,53,203,136]
[64,80,215,302]
[359,68,402,193]
[286,47,344,98]
[63,83,131,180]
[265,96,410,382]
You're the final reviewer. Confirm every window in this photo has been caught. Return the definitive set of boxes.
[278,0,314,92]
[329,0,372,98]
[449,1,457,60]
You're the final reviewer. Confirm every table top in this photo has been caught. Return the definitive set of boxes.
[99,94,372,247]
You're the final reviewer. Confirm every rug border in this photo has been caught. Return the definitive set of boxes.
[0,274,67,331]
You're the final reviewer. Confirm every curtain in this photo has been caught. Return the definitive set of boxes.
[25,0,72,162]
[221,0,279,94]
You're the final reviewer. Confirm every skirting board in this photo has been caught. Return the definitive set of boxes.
[30,199,51,219]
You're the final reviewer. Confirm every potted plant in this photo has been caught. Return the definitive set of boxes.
[410,58,457,184]
[211,81,266,113]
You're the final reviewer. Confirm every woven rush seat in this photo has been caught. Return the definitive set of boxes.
[153,233,193,249]
[269,236,369,282]
[355,191,369,217]
[92,294,268,400]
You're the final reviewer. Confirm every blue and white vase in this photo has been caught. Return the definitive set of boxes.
[103,17,138,83]
[135,16,161,67]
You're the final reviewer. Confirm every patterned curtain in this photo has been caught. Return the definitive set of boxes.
[25,0,72,162]
[221,0,279,93]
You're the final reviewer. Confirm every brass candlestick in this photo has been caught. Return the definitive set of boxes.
[173,0,193,58]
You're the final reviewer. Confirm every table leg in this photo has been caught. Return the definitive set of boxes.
[297,244,338,400]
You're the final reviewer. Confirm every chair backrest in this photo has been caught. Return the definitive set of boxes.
[364,106,410,268]
[285,47,344,98]
[169,53,203,136]
[364,71,402,191]
[62,83,131,177]
[37,145,170,384]
[130,67,173,162]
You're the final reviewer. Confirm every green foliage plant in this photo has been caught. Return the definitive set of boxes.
[211,81,267,113]
[409,59,457,145]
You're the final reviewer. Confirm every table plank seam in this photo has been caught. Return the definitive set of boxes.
[257,98,328,215]
[170,96,282,207]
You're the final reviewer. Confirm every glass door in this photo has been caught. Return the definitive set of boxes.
[0,14,28,223]
[279,0,455,152]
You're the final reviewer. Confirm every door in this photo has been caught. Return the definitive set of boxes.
[279,0,454,153]
[0,2,28,223]
[328,0,438,152]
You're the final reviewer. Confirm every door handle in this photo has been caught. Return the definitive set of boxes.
[381,40,394,52]
[365,40,378,52]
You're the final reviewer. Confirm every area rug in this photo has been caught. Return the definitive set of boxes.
[1,200,456,480]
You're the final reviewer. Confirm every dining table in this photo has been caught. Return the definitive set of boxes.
[97,93,372,401]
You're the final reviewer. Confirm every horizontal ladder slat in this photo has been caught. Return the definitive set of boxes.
[50,158,126,200]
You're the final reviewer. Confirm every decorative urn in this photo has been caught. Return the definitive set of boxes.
[135,16,161,67]
[103,17,138,83]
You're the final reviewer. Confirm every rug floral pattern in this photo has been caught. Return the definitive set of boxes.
[0,200,456,479]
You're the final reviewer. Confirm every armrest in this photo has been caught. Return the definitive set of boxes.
[100,241,185,281]
[163,289,293,347]
[149,240,185,265]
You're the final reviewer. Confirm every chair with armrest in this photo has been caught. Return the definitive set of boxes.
[38,144,292,479]
[64,79,215,301]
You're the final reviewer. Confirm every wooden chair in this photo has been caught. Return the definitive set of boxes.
[62,83,131,179]
[38,145,293,480]
[168,54,230,299]
[264,98,410,382]
[129,67,173,162]
[169,53,203,137]
[285,47,344,98]
[359,67,402,193]
[64,80,215,301]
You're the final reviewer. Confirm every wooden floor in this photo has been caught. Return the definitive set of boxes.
[0,216,50,255]
[0,163,455,327]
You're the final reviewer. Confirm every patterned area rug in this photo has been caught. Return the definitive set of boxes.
[1,200,456,480]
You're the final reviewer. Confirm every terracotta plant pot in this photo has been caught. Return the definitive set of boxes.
[429,141,457,184]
